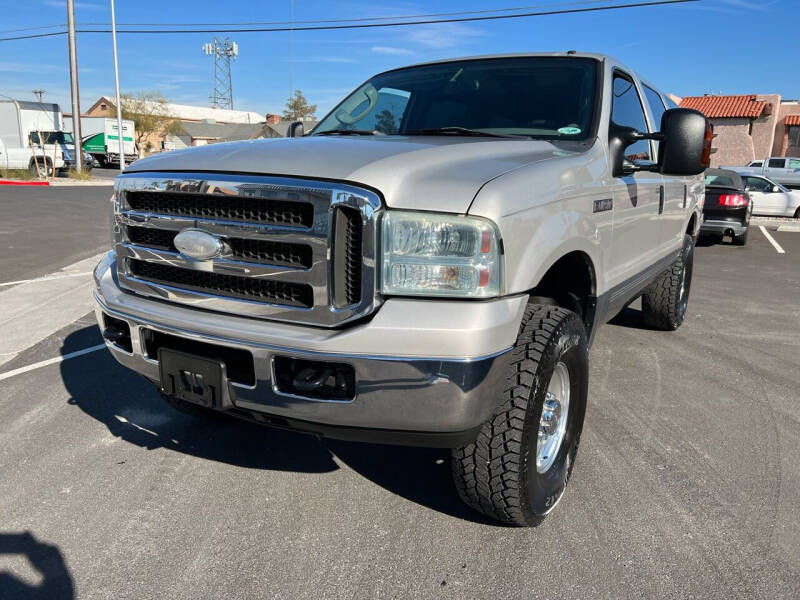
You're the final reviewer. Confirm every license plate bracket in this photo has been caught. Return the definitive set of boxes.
[159,348,225,408]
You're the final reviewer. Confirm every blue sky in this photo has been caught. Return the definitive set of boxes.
[1,0,795,119]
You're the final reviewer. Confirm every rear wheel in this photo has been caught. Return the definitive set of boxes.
[733,228,748,246]
[793,207,800,219]
[451,304,588,526]
[641,234,694,330]
[28,159,52,178]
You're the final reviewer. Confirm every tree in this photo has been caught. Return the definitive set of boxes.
[110,91,182,149]
[282,90,317,121]
[374,109,397,134]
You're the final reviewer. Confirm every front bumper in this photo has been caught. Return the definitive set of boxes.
[93,252,526,446]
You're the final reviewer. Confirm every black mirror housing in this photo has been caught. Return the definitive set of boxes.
[287,121,305,138]
[657,108,710,176]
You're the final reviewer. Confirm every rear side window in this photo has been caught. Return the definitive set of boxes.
[611,74,651,162]
[768,158,785,168]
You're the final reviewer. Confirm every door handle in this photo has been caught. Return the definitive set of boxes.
[658,185,665,215]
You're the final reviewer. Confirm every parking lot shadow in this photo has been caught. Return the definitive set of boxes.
[60,326,490,524]
[0,531,74,600]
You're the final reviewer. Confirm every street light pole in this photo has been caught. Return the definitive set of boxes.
[66,0,83,173]
[110,0,125,171]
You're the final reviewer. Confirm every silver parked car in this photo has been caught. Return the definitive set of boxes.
[738,173,800,217]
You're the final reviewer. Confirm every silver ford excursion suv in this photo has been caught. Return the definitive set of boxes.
[94,53,710,526]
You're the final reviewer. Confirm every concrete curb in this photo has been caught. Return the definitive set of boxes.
[48,179,115,186]
[0,179,50,186]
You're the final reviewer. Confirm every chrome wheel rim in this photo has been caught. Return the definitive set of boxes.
[536,362,570,474]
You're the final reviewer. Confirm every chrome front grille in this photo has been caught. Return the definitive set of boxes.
[113,172,381,327]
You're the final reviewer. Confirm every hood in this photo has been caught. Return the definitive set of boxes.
[126,136,586,213]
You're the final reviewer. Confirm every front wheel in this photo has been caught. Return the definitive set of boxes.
[451,304,588,526]
[641,234,694,331]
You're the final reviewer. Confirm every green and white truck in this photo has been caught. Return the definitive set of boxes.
[71,117,137,167]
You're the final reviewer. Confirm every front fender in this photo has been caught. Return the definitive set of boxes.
[468,143,611,295]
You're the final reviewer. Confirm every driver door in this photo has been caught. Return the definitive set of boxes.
[607,72,664,289]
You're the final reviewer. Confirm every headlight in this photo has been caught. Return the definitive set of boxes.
[380,211,502,298]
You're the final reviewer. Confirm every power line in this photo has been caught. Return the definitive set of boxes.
[82,0,621,27]
[0,0,698,42]
[0,0,659,32]
[0,30,68,41]
[0,23,66,34]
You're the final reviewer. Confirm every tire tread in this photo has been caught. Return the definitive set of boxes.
[452,304,574,526]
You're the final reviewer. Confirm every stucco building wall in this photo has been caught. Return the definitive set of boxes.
[709,118,754,167]
[773,102,800,158]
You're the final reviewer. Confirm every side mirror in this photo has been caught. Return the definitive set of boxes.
[609,108,711,178]
[773,185,781,193]
[657,108,711,176]
[287,121,305,138]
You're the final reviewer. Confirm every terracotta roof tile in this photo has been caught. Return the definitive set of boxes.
[679,95,766,119]
[785,114,800,126]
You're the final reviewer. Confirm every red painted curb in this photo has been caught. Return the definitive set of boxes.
[0,180,50,186]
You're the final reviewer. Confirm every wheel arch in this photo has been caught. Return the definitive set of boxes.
[524,248,598,336]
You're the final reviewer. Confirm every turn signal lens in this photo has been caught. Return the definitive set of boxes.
[381,211,502,298]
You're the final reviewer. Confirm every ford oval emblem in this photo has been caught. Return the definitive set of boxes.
[174,229,222,260]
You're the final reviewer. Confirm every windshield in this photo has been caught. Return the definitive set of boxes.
[29,131,74,145]
[313,57,598,139]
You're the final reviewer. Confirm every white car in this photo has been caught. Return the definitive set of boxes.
[739,173,800,218]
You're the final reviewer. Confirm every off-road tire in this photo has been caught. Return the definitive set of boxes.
[641,234,694,331]
[451,304,589,527]
[733,228,748,246]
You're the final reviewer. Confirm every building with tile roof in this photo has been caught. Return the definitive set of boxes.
[679,94,800,165]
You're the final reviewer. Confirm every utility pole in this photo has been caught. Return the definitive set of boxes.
[32,90,46,103]
[110,0,125,171]
[202,37,238,110]
[66,0,83,172]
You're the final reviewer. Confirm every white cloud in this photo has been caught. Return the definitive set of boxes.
[405,23,485,50]
[0,62,65,73]
[371,46,414,56]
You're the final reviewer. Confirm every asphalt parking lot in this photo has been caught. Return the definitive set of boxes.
[1,185,799,599]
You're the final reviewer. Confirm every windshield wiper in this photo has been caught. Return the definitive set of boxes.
[314,129,383,136]
[404,127,526,139]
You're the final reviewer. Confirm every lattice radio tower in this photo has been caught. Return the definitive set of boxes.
[202,37,238,109]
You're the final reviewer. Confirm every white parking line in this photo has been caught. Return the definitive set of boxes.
[0,271,93,288]
[0,344,106,382]
[759,226,786,254]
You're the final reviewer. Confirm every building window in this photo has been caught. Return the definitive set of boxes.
[789,126,800,147]
[100,103,107,111]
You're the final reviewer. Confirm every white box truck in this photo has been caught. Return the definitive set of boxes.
[69,117,137,167]
[0,99,77,176]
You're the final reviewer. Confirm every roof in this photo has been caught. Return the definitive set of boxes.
[785,114,800,126]
[93,95,264,124]
[704,168,744,190]
[679,95,766,119]
[0,99,61,112]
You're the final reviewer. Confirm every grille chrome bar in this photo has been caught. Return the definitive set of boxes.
[113,172,381,327]
[125,225,314,268]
